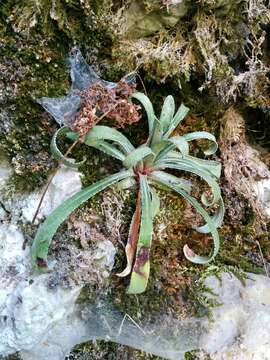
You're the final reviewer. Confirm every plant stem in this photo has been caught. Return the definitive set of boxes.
[31,139,79,225]
[31,103,120,226]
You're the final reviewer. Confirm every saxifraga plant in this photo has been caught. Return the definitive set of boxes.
[31,93,224,294]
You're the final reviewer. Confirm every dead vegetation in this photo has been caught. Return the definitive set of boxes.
[72,81,141,139]
[107,1,270,108]
[219,107,270,223]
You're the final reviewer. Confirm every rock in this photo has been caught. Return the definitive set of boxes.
[254,179,270,218]
[3,165,82,224]
[20,166,82,223]
[0,222,82,357]
[12,272,270,360]
[0,163,117,358]
[0,158,11,187]
[201,272,270,360]
[122,0,190,39]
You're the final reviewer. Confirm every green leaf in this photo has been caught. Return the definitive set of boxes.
[160,95,175,133]
[31,170,132,271]
[89,140,126,161]
[151,171,220,264]
[155,157,221,205]
[167,152,221,178]
[131,92,155,135]
[154,136,189,162]
[183,131,218,155]
[127,261,150,295]
[123,146,154,169]
[163,103,189,139]
[196,198,225,233]
[51,127,86,168]
[116,177,137,190]
[169,136,190,155]
[83,126,135,154]
[128,175,154,294]
[150,188,160,218]
[149,170,192,194]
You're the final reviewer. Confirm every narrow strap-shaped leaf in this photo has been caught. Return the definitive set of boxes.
[137,175,153,248]
[151,172,220,264]
[160,95,175,134]
[155,157,221,206]
[127,175,154,294]
[123,146,154,169]
[196,197,225,233]
[150,188,160,218]
[31,170,132,270]
[83,126,134,154]
[150,120,163,148]
[183,131,218,155]
[169,136,189,155]
[89,140,126,161]
[150,170,192,194]
[163,103,189,139]
[51,127,86,168]
[154,142,175,162]
[184,155,221,178]
[166,152,221,178]
[117,177,137,190]
[154,137,189,162]
[131,92,155,135]
[67,131,126,161]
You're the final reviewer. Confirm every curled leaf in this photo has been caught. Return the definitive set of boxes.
[51,127,86,168]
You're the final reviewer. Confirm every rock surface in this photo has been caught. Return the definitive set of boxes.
[202,272,270,360]
[121,0,190,39]
[16,272,270,360]
[0,161,116,358]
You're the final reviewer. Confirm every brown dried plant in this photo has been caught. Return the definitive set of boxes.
[72,81,141,139]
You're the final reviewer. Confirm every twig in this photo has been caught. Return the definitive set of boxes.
[31,139,79,224]
[256,240,269,277]
[31,103,121,225]
[136,73,148,97]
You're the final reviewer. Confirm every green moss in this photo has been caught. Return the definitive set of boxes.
[184,349,211,360]
[0,354,22,360]
[0,0,117,193]
[66,339,164,359]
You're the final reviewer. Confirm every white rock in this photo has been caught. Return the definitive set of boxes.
[93,239,116,278]
[201,272,270,360]
[16,273,270,360]
[0,159,12,220]
[0,223,81,357]
[0,164,117,358]
[18,166,82,223]
[254,178,270,217]
[0,158,11,187]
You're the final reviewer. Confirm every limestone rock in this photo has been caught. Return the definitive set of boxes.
[5,166,83,224]
[14,272,270,360]
[122,0,190,39]
[0,162,117,358]
[201,272,270,360]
